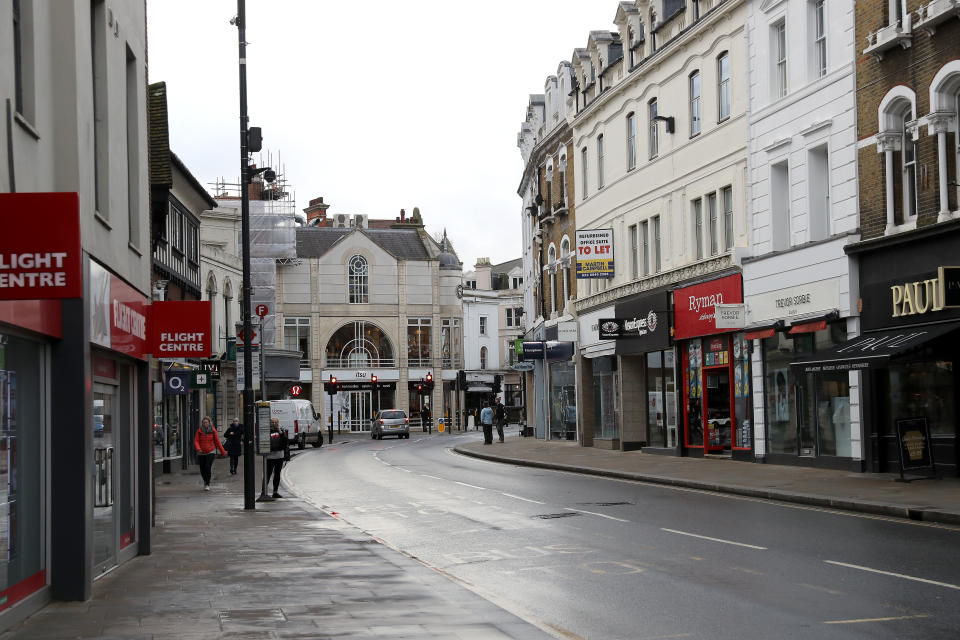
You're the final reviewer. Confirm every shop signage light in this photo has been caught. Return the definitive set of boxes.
[0,193,82,300]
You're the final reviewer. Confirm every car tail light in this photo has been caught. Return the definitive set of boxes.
[294,420,300,434]
[404,417,409,424]
[379,419,384,425]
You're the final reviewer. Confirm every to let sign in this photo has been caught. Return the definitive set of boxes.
[575,229,615,279]
[0,193,82,300]
[151,300,212,357]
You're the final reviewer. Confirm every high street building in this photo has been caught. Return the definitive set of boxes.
[461,258,525,424]
[741,0,863,469]
[832,0,960,476]
[0,0,152,623]
[274,204,463,431]
[517,62,579,440]
[569,0,750,454]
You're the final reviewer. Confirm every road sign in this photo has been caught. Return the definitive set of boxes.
[255,304,269,319]
[235,322,259,347]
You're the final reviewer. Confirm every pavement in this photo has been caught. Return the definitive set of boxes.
[453,426,960,526]
[0,445,554,640]
[6,428,959,639]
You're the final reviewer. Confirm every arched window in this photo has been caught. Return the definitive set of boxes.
[929,61,960,219]
[326,321,394,368]
[222,279,233,339]
[560,238,571,307]
[877,87,918,231]
[480,346,488,370]
[348,254,369,304]
[548,245,557,316]
[206,273,217,334]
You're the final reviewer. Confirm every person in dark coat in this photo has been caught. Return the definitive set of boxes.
[265,418,290,498]
[495,400,506,443]
[223,417,243,475]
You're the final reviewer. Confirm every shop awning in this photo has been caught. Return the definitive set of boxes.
[745,327,776,340]
[788,319,827,334]
[790,322,960,373]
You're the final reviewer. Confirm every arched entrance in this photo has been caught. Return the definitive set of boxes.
[325,321,395,431]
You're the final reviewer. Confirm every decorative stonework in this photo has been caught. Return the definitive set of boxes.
[926,111,955,135]
[875,131,902,153]
[574,255,733,313]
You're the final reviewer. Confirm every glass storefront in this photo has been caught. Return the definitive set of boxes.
[0,335,45,610]
[879,359,955,438]
[549,360,576,439]
[763,323,850,457]
[682,334,751,452]
[592,356,619,440]
[645,350,677,447]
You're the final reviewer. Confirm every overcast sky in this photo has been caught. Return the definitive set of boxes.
[146,1,618,270]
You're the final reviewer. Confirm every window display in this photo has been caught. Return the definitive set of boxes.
[646,350,676,447]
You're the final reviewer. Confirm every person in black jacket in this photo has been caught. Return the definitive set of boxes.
[265,418,290,498]
[495,401,506,443]
[223,417,243,475]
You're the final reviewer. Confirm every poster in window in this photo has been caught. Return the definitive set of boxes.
[773,368,789,422]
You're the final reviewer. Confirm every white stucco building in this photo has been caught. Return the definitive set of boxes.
[742,0,862,469]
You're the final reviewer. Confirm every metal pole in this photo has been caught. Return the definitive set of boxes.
[236,0,256,510]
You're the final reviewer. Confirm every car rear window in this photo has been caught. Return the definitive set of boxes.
[381,411,405,419]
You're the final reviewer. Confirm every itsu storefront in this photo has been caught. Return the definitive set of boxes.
[674,273,753,459]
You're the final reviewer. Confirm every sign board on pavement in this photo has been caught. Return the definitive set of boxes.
[256,401,272,455]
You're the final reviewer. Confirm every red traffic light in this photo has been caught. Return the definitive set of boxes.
[371,375,378,384]
[330,376,337,385]
[425,372,433,383]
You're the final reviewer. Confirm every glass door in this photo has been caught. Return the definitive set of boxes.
[93,383,116,576]
[348,391,372,432]
[704,369,731,452]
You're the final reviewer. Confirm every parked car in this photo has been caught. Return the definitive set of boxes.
[270,399,323,449]
[371,409,409,440]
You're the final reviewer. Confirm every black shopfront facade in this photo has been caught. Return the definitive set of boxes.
[839,222,960,476]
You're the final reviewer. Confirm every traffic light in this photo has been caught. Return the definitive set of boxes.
[416,383,423,394]
[425,372,434,393]
[325,376,338,395]
[371,375,378,389]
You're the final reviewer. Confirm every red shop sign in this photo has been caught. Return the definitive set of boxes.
[674,274,743,340]
[0,193,82,300]
[90,261,150,361]
[151,300,211,358]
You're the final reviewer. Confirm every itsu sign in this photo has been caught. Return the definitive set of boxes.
[151,301,212,357]
[0,193,82,300]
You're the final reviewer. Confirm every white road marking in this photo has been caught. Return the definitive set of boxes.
[824,560,960,590]
[661,528,767,550]
[824,614,931,625]
[420,474,442,480]
[501,493,546,505]
[396,467,411,473]
[565,507,630,523]
[455,481,486,490]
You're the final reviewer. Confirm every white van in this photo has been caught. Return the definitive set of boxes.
[269,399,323,449]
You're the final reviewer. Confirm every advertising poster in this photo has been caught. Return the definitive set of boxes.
[575,229,614,279]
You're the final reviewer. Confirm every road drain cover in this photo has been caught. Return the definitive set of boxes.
[534,512,580,519]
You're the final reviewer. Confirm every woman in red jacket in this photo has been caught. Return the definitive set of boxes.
[194,416,226,490]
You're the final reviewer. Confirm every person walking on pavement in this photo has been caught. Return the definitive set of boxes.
[265,418,290,498]
[223,417,243,475]
[194,416,226,491]
[480,401,495,445]
[495,400,506,443]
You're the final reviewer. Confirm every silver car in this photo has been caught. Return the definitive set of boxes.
[371,409,409,440]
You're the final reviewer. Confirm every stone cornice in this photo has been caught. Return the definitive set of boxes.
[574,255,733,314]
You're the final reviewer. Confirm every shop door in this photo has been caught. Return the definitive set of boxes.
[93,383,117,576]
[703,368,732,452]
[347,391,372,431]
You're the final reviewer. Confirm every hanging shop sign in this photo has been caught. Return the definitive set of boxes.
[199,360,221,380]
[151,300,212,357]
[0,193,83,300]
[575,229,615,279]
[557,321,578,342]
[164,371,190,395]
[714,304,746,329]
[89,260,150,360]
[511,361,535,371]
[604,290,671,354]
[674,274,743,340]
[520,341,574,361]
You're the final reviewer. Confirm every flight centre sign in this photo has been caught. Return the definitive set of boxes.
[575,229,614,279]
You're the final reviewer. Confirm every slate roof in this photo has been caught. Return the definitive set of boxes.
[296,227,431,261]
[148,82,171,188]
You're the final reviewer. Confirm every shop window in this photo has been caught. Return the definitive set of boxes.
[592,356,619,440]
[407,317,432,367]
[0,336,45,606]
[684,339,704,447]
[732,334,752,449]
[549,360,577,440]
[646,350,677,447]
[879,360,955,439]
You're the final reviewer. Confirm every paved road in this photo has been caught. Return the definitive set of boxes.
[285,432,960,640]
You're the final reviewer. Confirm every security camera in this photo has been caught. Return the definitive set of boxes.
[263,169,276,184]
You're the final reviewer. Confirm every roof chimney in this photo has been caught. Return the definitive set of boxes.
[303,195,330,225]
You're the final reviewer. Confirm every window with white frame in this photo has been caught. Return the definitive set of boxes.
[718,52,731,121]
[548,245,557,315]
[773,21,788,99]
[512,276,523,289]
[722,186,734,250]
[807,146,829,241]
[479,316,488,336]
[348,254,369,303]
[652,215,662,272]
[480,346,488,370]
[690,71,702,136]
[813,0,826,79]
[284,316,311,368]
[641,220,650,276]
[901,112,918,220]
[708,192,719,256]
[407,317,432,366]
[692,198,704,260]
[629,224,639,279]
[649,98,659,159]
[581,147,589,197]
[627,112,637,170]
[506,308,514,327]
[560,237,571,305]
[771,160,791,250]
[597,135,605,189]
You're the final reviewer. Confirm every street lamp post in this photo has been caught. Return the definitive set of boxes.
[235,0,256,509]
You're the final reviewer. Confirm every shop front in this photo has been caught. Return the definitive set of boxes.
[674,273,752,459]
[823,224,960,476]
[599,289,674,452]
[576,305,616,448]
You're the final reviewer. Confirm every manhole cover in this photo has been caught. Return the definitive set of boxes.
[534,512,580,519]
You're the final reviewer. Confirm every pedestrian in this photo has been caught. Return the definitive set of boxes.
[265,417,290,499]
[480,401,495,445]
[223,417,243,475]
[193,416,226,491]
[495,400,506,443]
